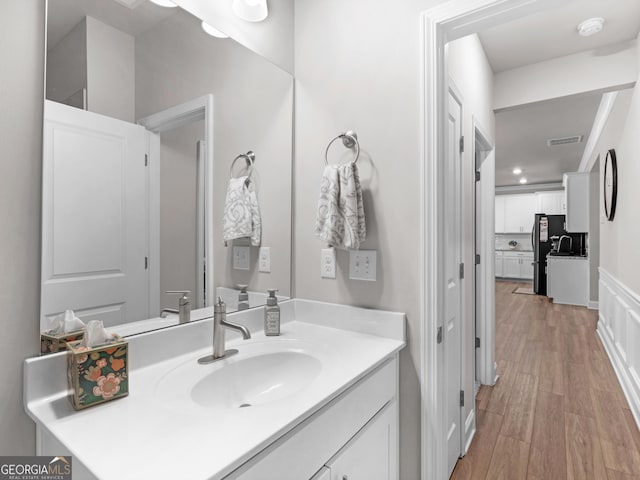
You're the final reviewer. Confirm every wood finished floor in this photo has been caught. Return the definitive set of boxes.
[451,280,640,480]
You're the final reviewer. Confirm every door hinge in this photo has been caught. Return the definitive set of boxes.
[475,337,481,348]
[459,262,465,279]
[475,170,481,182]
[460,390,465,407]
[145,154,148,166]
[437,326,443,344]
[475,254,481,265]
[460,136,465,153]
[144,256,148,269]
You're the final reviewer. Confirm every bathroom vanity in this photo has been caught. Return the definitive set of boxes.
[24,300,405,480]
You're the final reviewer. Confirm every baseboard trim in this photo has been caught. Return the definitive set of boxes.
[463,409,476,455]
[588,301,599,310]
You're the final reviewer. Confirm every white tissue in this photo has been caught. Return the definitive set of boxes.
[47,309,85,334]
[82,320,112,348]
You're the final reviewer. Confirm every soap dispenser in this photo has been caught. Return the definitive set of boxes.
[264,289,280,336]
[237,284,250,311]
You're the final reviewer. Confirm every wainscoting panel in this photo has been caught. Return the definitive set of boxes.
[598,268,640,429]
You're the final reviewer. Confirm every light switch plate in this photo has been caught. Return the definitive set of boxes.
[259,247,271,273]
[349,250,377,281]
[233,246,250,270]
[321,248,336,279]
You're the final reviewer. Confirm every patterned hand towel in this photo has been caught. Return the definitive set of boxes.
[315,163,366,249]
[223,176,262,246]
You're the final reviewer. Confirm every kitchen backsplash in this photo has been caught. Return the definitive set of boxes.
[495,233,533,251]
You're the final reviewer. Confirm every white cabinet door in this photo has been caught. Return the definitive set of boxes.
[563,173,589,232]
[495,252,503,277]
[537,191,564,215]
[518,195,537,232]
[547,258,589,306]
[502,254,521,278]
[519,254,534,280]
[327,402,396,480]
[495,196,505,233]
[504,194,536,232]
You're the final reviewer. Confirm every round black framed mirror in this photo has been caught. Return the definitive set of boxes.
[604,148,618,221]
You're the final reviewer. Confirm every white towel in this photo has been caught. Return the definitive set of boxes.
[223,176,261,246]
[315,163,366,249]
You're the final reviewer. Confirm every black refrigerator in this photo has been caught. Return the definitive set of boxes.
[532,214,566,295]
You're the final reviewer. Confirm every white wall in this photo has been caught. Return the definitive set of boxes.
[136,9,293,298]
[494,39,638,111]
[46,18,86,105]
[293,1,449,477]
[588,166,600,304]
[173,0,294,74]
[0,0,44,454]
[447,33,496,444]
[86,16,135,123]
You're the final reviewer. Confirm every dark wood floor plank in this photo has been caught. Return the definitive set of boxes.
[500,372,538,443]
[565,413,608,480]
[527,390,566,480]
[450,410,503,480]
[485,435,529,480]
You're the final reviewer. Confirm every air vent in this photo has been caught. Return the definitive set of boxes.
[547,135,583,147]
[112,0,146,9]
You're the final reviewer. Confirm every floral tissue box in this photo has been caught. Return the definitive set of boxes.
[66,335,128,410]
[40,330,84,355]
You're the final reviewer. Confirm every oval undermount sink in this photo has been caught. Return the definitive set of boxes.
[191,351,321,409]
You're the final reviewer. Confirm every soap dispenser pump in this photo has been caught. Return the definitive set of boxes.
[264,289,280,336]
[237,284,249,311]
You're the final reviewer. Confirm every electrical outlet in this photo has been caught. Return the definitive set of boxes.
[259,247,271,273]
[321,248,336,279]
[349,250,377,281]
[233,246,250,270]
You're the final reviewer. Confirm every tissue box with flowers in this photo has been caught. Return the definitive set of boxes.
[66,334,128,410]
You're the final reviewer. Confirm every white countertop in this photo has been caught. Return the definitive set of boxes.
[547,255,588,260]
[24,300,405,480]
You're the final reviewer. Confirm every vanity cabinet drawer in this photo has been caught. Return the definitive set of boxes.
[225,357,398,480]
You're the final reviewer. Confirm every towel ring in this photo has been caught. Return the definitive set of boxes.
[324,131,360,166]
[230,151,255,179]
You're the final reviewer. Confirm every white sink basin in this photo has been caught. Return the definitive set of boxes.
[156,340,322,413]
[191,351,321,409]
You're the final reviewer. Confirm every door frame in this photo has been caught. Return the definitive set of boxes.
[419,1,567,479]
[137,94,214,314]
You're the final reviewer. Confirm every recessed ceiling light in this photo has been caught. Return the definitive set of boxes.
[520,178,528,184]
[201,21,228,38]
[577,17,604,37]
[149,0,177,7]
[513,168,522,175]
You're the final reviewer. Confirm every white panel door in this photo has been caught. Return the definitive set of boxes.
[41,100,148,328]
[444,91,463,476]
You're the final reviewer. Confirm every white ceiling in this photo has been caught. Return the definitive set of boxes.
[479,0,640,73]
[495,93,602,187]
[47,0,176,50]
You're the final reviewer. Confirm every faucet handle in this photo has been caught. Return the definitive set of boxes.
[166,290,190,296]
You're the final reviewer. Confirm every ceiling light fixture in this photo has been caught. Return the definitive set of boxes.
[201,21,228,38]
[149,0,177,7]
[577,17,604,37]
[232,0,268,22]
[519,178,528,184]
[513,168,522,175]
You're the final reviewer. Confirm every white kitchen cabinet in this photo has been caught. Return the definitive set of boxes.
[563,173,589,232]
[499,251,533,280]
[500,194,537,233]
[547,256,589,306]
[536,191,566,215]
[326,401,396,480]
[495,195,506,233]
[495,251,503,277]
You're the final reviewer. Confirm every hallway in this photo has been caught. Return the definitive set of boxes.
[452,280,640,479]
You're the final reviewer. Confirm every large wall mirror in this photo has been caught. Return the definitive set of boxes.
[40,0,293,340]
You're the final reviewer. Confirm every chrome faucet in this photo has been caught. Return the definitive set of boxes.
[161,291,191,324]
[198,296,250,364]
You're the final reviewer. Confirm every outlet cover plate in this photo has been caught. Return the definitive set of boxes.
[233,246,250,270]
[321,248,336,279]
[349,250,376,281]
[259,247,271,273]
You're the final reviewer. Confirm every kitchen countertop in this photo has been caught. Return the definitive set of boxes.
[547,254,588,260]
[495,249,533,252]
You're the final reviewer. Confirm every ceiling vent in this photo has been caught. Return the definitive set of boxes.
[112,0,146,9]
[547,135,583,147]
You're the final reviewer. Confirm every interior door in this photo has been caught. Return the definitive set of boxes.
[445,89,463,476]
[41,100,149,328]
